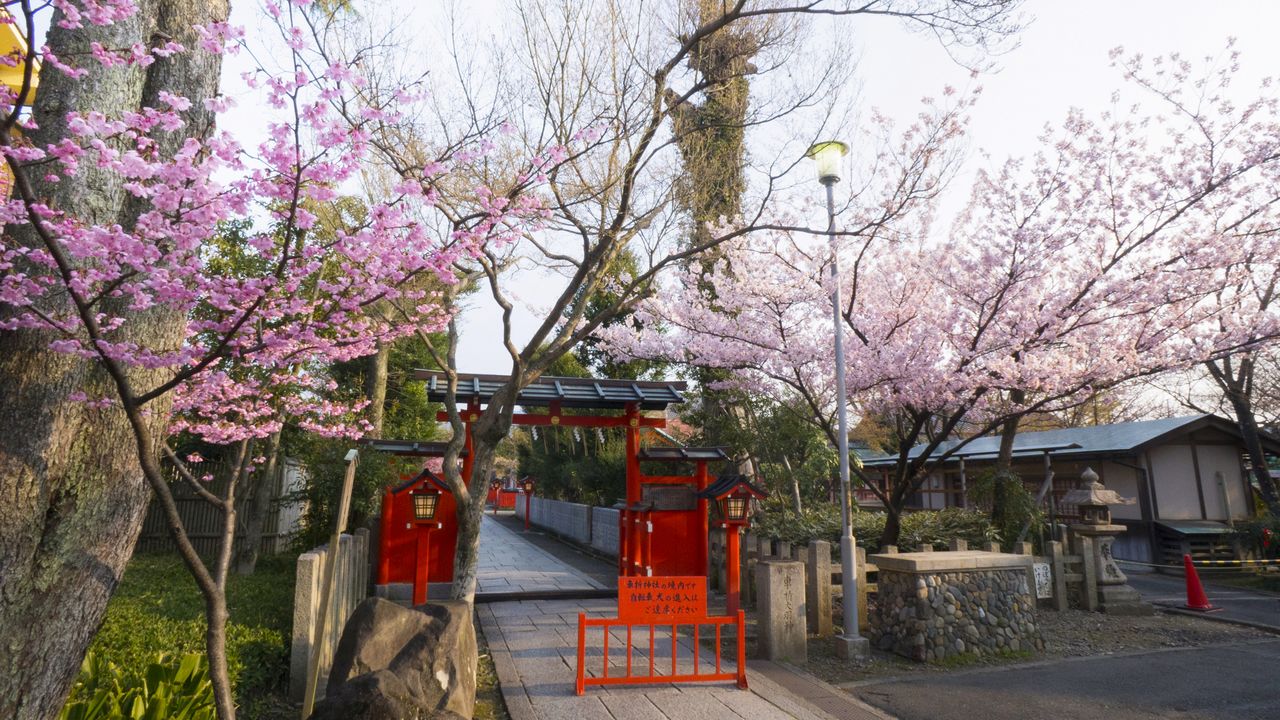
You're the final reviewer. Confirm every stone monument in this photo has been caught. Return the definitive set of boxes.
[1063,468,1154,616]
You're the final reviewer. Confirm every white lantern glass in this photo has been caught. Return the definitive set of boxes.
[806,140,848,185]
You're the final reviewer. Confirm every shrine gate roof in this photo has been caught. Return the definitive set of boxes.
[415,370,687,411]
[636,447,729,462]
[360,439,465,457]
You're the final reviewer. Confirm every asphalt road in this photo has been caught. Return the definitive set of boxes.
[1122,567,1280,630]
[851,638,1280,720]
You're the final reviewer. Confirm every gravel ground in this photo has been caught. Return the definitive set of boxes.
[803,607,1272,686]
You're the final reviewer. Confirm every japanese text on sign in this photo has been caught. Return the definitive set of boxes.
[618,576,707,621]
[1033,562,1052,599]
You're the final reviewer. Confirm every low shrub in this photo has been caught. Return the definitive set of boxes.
[60,652,214,720]
[753,498,997,551]
[1231,514,1280,559]
[66,552,296,719]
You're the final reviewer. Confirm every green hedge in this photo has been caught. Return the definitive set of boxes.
[753,500,998,551]
[1231,515,1280,559]
[64,552,297,720]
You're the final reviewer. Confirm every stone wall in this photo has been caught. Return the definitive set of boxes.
[869,551,1044,663]
[590,507,620,556]
[515,495,620,556]
[525,495,592,544]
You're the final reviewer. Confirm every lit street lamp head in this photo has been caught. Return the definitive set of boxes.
[806,140,848,186]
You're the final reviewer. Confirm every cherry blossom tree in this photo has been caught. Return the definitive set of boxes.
[608,46,1280,546]
[0,2,549,717]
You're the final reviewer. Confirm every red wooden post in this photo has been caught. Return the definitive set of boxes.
[460,401,477,487]
[377,489,393,585]
[735,610,748,689]
[524,487,532,531]
[624,404,640,506]
[695,460,710,575]
[575,613,587,696]
[725,524,741,616]
[413,527,432,605]
[644,510,654,576]
[618,508,628,576]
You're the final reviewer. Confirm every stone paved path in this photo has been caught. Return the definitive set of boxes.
[475,517,888,720]
[480,597,861,720]
[477,514,606,596]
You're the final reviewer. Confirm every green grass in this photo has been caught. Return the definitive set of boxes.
[80,552,297,720]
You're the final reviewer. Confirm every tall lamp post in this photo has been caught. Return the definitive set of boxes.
[806,140,869,659]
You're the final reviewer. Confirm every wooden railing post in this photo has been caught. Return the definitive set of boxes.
[806,540,833,637]
[1049,540,1068,612]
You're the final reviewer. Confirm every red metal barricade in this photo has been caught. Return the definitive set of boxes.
[574,610,747,694]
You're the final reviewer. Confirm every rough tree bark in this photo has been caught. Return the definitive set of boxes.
[0,2,228,718]
[990,414,1022,531]
[364,342,391,437]
[1207,356,1280,514]
[667,0,757,453]
[234,430,282,576]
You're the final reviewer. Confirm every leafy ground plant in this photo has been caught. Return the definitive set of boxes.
[65,553,296,720]
[60,652,215,720]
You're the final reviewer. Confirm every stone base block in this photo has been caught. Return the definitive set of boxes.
[833,633,870,660]
[1099,584,1155,616]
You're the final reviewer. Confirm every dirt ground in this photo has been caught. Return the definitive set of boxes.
[803,607,1273,686]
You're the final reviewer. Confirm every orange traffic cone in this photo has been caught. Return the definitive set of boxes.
[1183,554,1214,611]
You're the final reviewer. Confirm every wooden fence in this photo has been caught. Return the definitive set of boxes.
[709,530,1097,635]
[289,528,369,702]
[135,456,305,557]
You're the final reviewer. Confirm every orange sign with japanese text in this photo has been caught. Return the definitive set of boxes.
[617,576,707,622]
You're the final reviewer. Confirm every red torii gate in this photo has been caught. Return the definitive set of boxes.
[395,371,755,693]
[376,371,742,597]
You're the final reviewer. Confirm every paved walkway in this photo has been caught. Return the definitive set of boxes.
[476,514,606,597]
[1123,565,1280,631]
[848,638,1280,720]
[480,597,877,720]
[475,515,886,720]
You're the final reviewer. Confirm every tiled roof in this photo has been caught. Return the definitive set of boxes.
[415,371,686,411]
[860,414,1272,467]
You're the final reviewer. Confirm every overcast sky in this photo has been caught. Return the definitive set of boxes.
[216,1,1278,376]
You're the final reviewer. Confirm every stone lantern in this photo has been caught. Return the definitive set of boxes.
[1063,468,1153,615]
[1064,467,1127,526]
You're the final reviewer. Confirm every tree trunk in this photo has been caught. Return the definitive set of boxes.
[234,430,282,575]
[444,377,518,604]
[1210,357,1280,514]
[781,453,803,513]
[364,342,390,437]
[0,3,227,718]
[1230,395,1280,514]
[989,394,1024,530]
[879,507,902,550]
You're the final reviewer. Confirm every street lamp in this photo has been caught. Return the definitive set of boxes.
[409,482,445,606]
[698,475,767,616]
[806,139,869,659]
[522,478,535,531]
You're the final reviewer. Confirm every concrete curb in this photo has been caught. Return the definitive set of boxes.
[836,636,1280,689]
[476,603,538,720]
[1155,603,1280,635]
[749,659,895,720]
